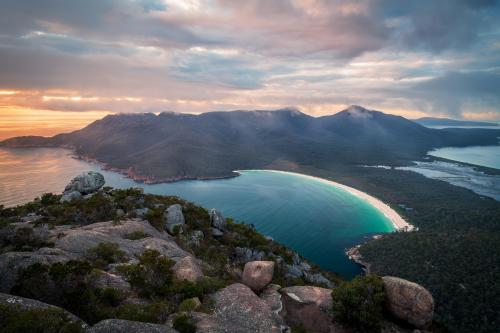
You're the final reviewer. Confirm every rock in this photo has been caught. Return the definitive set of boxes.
[88,269,131,294]
[64,171,105,195]
[280,286,334,333]
[173,256,204,282]
[211,228,223,237]
[164,204,185,234]
[304,272,333,288]
[60,190,82,203]
[235,246,265,263]
[189,230,204,245]
[242,261,274,292]
[20,213,43,223]
[133,208,150,218]
[193,283,282,333]
[285,264,303,279]
[300,262,311,271]
[260,284,283,314]
[382,276,434,329]
[88,319,176,333]
[0,247,80,292]
[53,219,190,262]
[0,292,88,329]
[209,209,226,231]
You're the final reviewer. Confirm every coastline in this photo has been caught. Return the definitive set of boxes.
[235,169,415,232]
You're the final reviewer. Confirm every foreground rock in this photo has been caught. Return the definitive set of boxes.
[280,286,335,333]
[61,171,105,202]
[0,292,88,329]
[164,204,185,234]
[209,209,226,231]
[88,319,177,333]
[53,219,190,262]
[242,261,275,292]
[193,283,283,333]
[0,247,79,292]
[382,276,434,329]
[172,256,204,282]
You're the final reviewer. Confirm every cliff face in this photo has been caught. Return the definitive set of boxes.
[0,172,435,332]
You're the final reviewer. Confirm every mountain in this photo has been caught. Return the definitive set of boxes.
[2,106,499,181]
[415,116,499,127]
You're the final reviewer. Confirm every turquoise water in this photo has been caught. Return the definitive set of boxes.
[429,145,500,170]
[0,148,395,277]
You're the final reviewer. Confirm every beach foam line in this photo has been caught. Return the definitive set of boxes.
[234,169,415,232]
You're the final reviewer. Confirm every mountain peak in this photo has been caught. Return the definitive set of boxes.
[343,105,373,119]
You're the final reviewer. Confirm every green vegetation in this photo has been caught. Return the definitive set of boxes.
[117,249,175,298]
[124,230,148,240]
[302,164,500,333]
[0,304,84,333]
[88,242,127,268]
[173,314,197,333]
[331,274,385,332]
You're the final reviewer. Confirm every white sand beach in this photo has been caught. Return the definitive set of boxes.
[235,169,414,232]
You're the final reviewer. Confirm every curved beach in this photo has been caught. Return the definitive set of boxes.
[236,169,414,232]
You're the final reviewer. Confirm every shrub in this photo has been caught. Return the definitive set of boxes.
[173,314,197,333]
[145,208,164,231]
[124,230,148,240]
[117,249,175,297]
[0,304,84,333]
[178,298,200,312]
[331,274,385,332]
[112,301,172,324]
[88,242,127,268]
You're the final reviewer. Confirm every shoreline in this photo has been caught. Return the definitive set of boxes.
[235,169,415,232]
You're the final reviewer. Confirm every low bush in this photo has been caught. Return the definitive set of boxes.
[0,304,84,333]
[117,249,175,297]
[331,274,385,332]
[173,314,197,333]
[88,242,127,268]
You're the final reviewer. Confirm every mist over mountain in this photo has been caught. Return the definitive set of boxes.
[415,117,499,127]
[2,106,499,181]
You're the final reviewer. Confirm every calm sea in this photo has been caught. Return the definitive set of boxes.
[0,147,395,278]
[429,145,500,170]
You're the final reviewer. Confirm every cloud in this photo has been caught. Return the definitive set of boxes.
[0,0,499,121]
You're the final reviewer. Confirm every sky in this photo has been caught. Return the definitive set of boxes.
[1,0,500,139]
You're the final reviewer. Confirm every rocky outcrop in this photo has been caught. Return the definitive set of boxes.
[209,209,226,231]
[260,284,283,314]
[235,246,265,263]
[88,269,131,294]
[382,276,434,329]
[193,283,283,333]
[280,286,335,333]
[164,204,185,234]
[60,172,105,202]
[53,219,190,262]
[242,261,275,292]
[0,292,88,329]
[172,256,204,282]
[88,319,176,333]
[0,247,79,292]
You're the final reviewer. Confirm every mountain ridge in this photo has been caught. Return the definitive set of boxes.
[2,106,499,182]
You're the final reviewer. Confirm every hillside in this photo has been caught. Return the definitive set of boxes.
[0,172,435,332]
[2,106,499,182]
